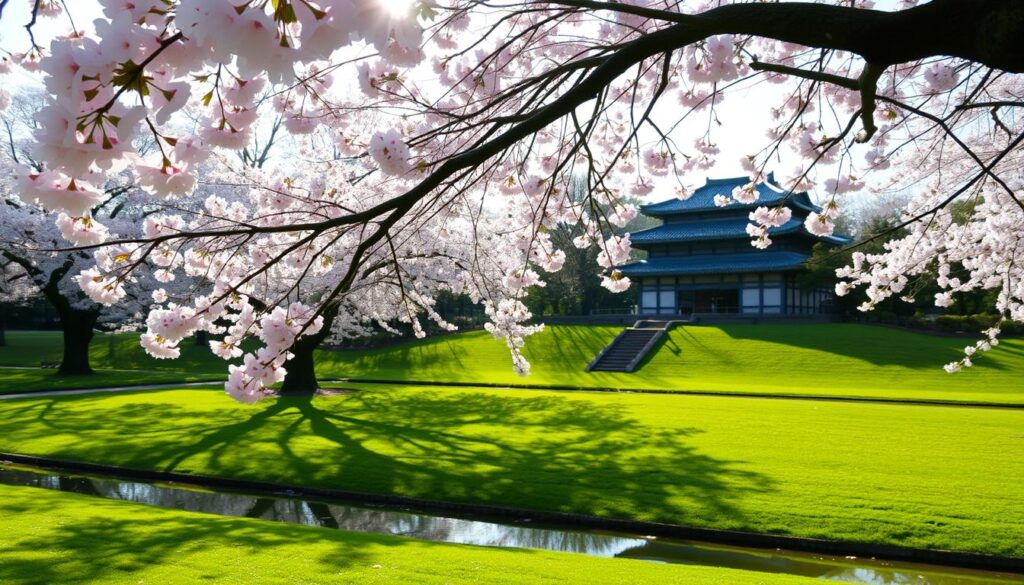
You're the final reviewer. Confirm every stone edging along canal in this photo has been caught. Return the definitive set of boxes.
[2,452,1021,575]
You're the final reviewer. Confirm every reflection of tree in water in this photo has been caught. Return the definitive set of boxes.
[324,505,645,557]
[0,468,100,497]
[389,518,645,557]
[247,499,646,557]
[246,498,335,528]
[88,480,256,518]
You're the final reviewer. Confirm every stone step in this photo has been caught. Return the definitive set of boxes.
[585,328,668,373]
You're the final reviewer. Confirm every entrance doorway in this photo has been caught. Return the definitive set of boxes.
[677,290,695,316]
[694,289,739,313]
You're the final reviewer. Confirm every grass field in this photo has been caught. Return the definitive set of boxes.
[0,386,1020,558]
[0,331,227,392]
[315,323,1024,403]
[3,324,1023,402]
[0,484,816,585]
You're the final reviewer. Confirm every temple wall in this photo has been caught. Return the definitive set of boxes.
[637,273,834,316]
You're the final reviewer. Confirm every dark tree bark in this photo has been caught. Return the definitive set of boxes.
[2,253,101,375]
[55,307,99,376]
[41,275,99,376]
[0,304,7,347]
[560,0,1024,72]
[279,303,340,396]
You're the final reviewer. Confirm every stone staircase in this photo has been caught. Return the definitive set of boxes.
[586,321,677,373]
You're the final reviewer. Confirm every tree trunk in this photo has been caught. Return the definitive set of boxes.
[279,304,339,396]
[41,277,99,377]
[58,309,98,376]
[0,305,7,347]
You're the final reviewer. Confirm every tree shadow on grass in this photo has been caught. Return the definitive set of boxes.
[314,331,478,381]
[0,490,389,585]
[717,323,1019,370]
[28,388,776,529]
[538,326,618,369]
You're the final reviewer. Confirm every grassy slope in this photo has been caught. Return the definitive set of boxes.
[0,387,1020,557]
[0,484,816,585]
[3,324,1022,401]
[314,324,1024,403]
[0,331,227,392]
[0,330,229,371]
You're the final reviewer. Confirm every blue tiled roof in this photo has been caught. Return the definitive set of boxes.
[630,217,851,247]
[616,251,810,277]
[630,218,803,244]
[641,174,819,216]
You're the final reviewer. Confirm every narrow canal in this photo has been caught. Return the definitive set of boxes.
[0,464,1018,584]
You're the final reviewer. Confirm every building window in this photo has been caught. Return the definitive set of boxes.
[741,288,760,310]
[641,291,657,310]
[658,290,675,310]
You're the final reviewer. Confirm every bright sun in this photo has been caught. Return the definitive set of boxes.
[381,0,416,17]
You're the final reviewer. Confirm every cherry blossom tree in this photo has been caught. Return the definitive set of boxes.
[0,87,195,373]
[0,180,182,374]
[1,0,1022,396]
[0,255,35,346]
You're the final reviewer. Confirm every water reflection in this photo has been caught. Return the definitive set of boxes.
[1,465,1019,585]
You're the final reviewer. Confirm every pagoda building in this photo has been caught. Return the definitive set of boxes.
[617,174,849,317]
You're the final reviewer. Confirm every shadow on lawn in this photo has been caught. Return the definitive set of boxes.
[15,389,771,527]
[717,322,1021,370]
[312,326,620,381]
[0,493,390,584]
[312,330,480,380]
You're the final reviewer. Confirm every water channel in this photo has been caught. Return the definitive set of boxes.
[0,464,1019,584]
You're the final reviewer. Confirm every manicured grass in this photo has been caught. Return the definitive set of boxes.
[0,386,1020,557]
[0,484,816,585]
[4,324,1022,402]
[0,331,228,392]
[0,330,228,372]
[314,324,1024,404]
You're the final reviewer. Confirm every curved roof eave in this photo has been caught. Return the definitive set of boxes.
[615,251,811,277]
[639,174,822,216]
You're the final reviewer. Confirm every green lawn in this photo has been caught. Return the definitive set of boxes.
[0,331,227,392]
[1,386,1020,558]
[0,484,816,585]
[315,324,1024,404]
[4,324,1022,402]
[0,330,228,372]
